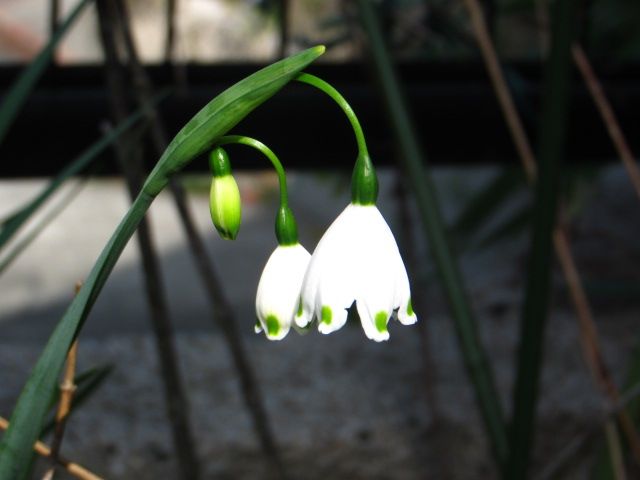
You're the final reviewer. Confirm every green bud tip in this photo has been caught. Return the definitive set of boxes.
[209,147,231,177]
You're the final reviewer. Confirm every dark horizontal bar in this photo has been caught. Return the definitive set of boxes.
[0,61,639,177]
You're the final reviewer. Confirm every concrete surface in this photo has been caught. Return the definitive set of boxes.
[1,166,639,479]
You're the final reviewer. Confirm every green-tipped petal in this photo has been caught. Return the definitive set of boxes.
[299,203,416,341]
[256,243,311,341]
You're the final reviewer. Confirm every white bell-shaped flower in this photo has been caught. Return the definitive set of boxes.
[256,243,311,340]
[296,203,417,342]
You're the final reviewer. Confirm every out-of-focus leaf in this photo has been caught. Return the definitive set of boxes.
[0,91,169,252]
[450,168,525,244]
[0,179,87,275]
[475,204,531,250]
[0,0,92,145]
[507,0,577,475]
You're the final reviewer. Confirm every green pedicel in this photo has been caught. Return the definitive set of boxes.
[295,73,378,205]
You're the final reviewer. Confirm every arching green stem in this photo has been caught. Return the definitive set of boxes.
[295,73,378,205]
[215,135,299,245]
[296,73,368,157]
[217,135,289,207]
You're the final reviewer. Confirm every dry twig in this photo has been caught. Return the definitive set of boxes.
[571,44,640,199]
[41,283,82,480]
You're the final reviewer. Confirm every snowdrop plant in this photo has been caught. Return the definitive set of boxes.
[209,75,417,342]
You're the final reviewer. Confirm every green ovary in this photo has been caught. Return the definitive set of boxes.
[265,315,280,336]
[375,311,388,333]
[321,306,332,325]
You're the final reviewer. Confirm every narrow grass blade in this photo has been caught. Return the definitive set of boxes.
[0,91,169,252]
[450,168,525,247]
[506,0,577,477]
[475,204,531,251]
[0,0,92,145]
[0,46,324,480]
[356,0,509,467]
[0,178,87,275]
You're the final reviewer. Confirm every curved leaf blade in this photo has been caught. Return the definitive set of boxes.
[0,45,324,480]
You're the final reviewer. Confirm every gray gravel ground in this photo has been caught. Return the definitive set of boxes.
[1,166,638,479]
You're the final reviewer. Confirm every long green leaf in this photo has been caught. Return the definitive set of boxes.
[0,91,169,252]
[0,45,324,480]
[356,0,509,467]
[0,0,92,145]
[506,0,577,476]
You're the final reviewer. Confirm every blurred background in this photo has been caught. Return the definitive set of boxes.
[0,0,639,479]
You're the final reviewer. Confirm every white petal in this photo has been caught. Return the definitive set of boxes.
[298,204,360,333]
[349,205,406,340]
[356,297,390,342]
[297,203,417,341]
[256,243,310,340]
[395,261,417,325]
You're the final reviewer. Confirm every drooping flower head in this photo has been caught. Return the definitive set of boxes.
[296,153,416,341]
[296,202,416,342]
[293,73,417,342]
[255,237,310,340]
[209,136,310,340]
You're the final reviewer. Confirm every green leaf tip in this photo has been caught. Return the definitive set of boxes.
[142,45,326,196]
[312,45,326,56]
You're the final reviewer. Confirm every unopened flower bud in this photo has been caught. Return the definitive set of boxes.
[209,148,241,240]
